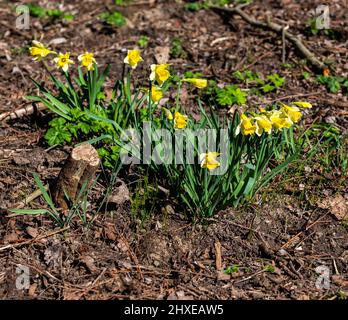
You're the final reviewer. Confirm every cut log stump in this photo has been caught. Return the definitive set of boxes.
[53,144,100,210]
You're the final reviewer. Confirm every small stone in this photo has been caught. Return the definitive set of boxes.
[26,226,39,238]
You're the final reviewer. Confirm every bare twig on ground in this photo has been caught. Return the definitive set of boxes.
[9,184,49,211]
[233,270,265,284]
[281,213,329,249]
[0,227,69,252]
[266,91,321,103]
[0,104,46,122]
[214,241,222,271]
[282,25,289,64]
[116,232,144,280]
[211,5,326,71]
[318,98,348,109]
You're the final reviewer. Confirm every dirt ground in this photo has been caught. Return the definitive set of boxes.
[0,0,348,300]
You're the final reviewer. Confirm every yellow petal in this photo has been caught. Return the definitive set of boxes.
[182,78,208,89]
[290,101,312,109]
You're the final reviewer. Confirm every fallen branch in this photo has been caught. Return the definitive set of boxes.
[0,104,46,122]
[9,184,49,212]
[318,98,348,109]
[211,5,326,71]
[266,91,321,103]
[0,226,69,252]
[214,241,222,271]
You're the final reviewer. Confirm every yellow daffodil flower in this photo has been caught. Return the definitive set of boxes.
[200,152,221,171]
[162,107,173,120]
[281,104,302,123]
[182,78,208,89]
[150,64,170,86]
[29,40,56,61]
[78,52,97,71]
[259,107,267,113]
[236,113,257,136]
[54,52,74,72]
[174,111,188,129]
[269,110,293,129]
[124,49,143,69]
[254,114,273,136]
[151,86,163,103]
[290,101,312,109]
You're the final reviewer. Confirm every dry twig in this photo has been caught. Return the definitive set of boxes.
[211,5,326,71]
[0,227,69,252]
[0,104,46,122]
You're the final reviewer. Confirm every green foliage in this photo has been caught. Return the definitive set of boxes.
[62,14,75,22]
[27,49,300,219]
[44,107,112,146]
[138,35,149,48]
[44,117,72,145]
[27,3,74,21]
[100,11,126,28]
[336,291,347,300]
[184,2,209,11]
[27,63,149,168]
[307,18,337,39]
[262,74,285,93]
[130,174,158,224]
[264,264,275,273]
[224,265,239,274]
[27,3,46,17]
[170,38,187,59]
[308,18,320,35]
[233,70,285,93]
[139,104,299,218]
[302,71,311,80]
[115,0,133,5]
[302,123,347,175]
[184,71,204,79]
[216,85,248,106]
[316,75,348,93]
[10,166,122,227]
[184,0,251,11]
[10,173,90,227]
[281,63,293,69]
[202,70,285,108]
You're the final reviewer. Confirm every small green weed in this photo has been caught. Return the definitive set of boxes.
[115,0,133,5]
[224,265,239,274]
[233,70,285,94]
[170,38,187,59]
[100,11,126,28]
[264,264,275,273]
[216,85,248,106]
[138,36,149,48]
[316,74,348,93]
[27,3,74,22]
[130,175,158,224]
[307,18,339,39]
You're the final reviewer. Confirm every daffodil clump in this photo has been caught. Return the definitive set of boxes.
[29,40,97,73]
[27,40,310,218]
[236,102,312,136]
